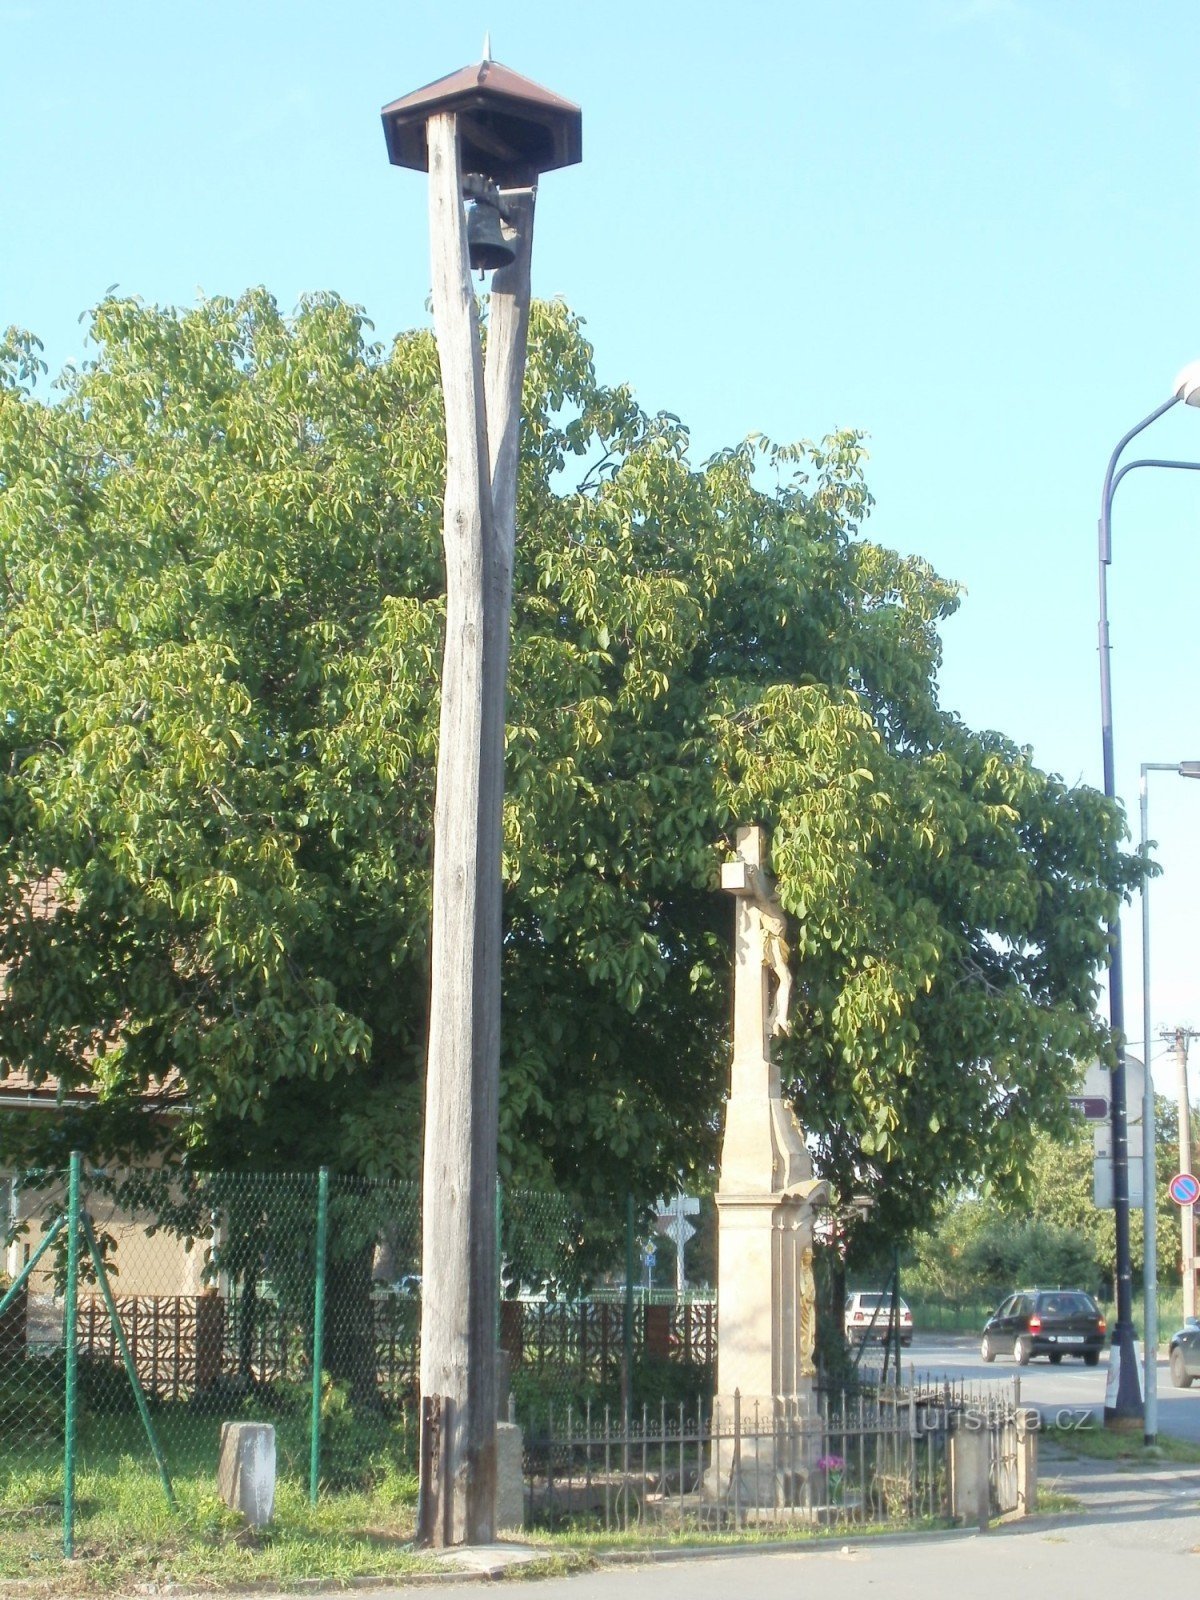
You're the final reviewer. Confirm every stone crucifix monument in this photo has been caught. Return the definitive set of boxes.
[710,824,828,1501]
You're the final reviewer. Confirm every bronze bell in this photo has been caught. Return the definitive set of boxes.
[466,195,516,273]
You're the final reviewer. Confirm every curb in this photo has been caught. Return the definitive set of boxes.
[211,1522,988,1596]
[589,1521,981,1566]
[118,1553,592,1597]
[0,1511,1071,1598]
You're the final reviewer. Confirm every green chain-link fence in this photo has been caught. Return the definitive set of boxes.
[0,1156,711,1564]
[2,1160,424,1562]
[0,1163,72,1555]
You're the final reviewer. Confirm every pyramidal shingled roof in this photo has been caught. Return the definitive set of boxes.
[381,57,582,182]
[384,58,580,119]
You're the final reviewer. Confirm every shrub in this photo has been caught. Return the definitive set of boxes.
[0,1351,64,1443]
[317,1376,417,1493]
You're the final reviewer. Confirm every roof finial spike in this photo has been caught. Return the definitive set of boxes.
[482,31,492,62]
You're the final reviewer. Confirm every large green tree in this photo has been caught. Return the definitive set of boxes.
[0,290,1140,1241]
[907,1096,1189,1307]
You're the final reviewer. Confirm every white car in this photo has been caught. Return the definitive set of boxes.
[844,1290,913,1346]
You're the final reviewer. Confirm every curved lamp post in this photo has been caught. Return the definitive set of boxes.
[1139,759,1200,1443]
[1098,362,1200,1430]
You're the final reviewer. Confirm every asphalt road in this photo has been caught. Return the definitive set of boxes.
[351,1456,1200,1600]
[277,1333,1200,1599]
[898,1333,1200,1442]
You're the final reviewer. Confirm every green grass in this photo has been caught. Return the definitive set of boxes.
[1041,1424,1200,1465]
[2,1385,1094,1592]
[495,1552,596,1581]
[525,1513,954,1554]
[0,1434,956,1596]
[1032,1488,1084,1514]
[0,1411,434,1595]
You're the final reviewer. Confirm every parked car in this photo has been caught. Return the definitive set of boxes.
[844,1291,913,1345]
[1168,1316,1200,1387]
[980,1289,1105,1366]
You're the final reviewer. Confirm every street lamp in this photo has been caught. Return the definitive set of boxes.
[1098,365,1200,1429]
[1138,760,1200,1443]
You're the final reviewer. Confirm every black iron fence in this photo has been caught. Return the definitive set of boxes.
[524,1374,1026,1533]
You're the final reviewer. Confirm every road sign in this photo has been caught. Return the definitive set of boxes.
[1091,1061,1145,1211]
[1094,1123,1144,1162]
[655,1194,700,1296]
[1169,1172,1200,1207]
[1078,1055,1144,1120]
[1068,1095,1109,1120]
[1094,1156,1144,1209]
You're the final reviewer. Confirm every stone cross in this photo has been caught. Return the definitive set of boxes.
[655,1194,700,1297]
[705,824,829,1509]
[721,825,794,1061]
[719,825,810,1194]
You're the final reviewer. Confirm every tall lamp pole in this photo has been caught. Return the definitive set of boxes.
[1097,361,1200,1427]
[1138,760,1200,1443]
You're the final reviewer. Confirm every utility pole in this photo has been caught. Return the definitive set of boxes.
[1165,1027,1199,1321]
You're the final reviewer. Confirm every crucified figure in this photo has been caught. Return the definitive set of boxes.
[746,864,793,1038]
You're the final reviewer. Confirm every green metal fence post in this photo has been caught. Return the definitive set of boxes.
[0,1213,64,1319]
[309,1165,330,1506]
[623,1193,635,1425]
[63,1150,81,1560]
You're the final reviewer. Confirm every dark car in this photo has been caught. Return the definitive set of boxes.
[1168,1316,1200,1387]
[980,1289,1106,1366]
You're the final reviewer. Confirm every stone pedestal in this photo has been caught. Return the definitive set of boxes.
[495,1420,525,1530]
[714,1191,816,1405]
[705,826,829,1511]
[705,1190,824,1508]
[705,1394,822,1511]
[195,1290,224,1391]
[949,1423,990,1530]
[1015,1407,1038,1516]
[217,1421,276,1528]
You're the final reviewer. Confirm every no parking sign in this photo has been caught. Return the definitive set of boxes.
[1168,1172,1200,1207]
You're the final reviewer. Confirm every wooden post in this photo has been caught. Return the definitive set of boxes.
[418,110,535,1547]
[417,1393,443,1547]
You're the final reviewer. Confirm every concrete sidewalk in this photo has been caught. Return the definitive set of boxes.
[281,1453,1200,1600]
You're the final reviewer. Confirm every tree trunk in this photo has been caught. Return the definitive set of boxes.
[825,1246,848,1366]
[237,1267,259,1381]
[324,1239,379,1410]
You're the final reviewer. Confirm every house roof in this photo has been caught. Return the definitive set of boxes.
[1,873,183,1116]
[0,1065,186,1115]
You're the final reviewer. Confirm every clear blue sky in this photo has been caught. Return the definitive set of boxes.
[4,0,1199,1099]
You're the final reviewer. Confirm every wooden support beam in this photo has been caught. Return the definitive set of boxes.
[417,115,534,1549]
[420,109,496,1547]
